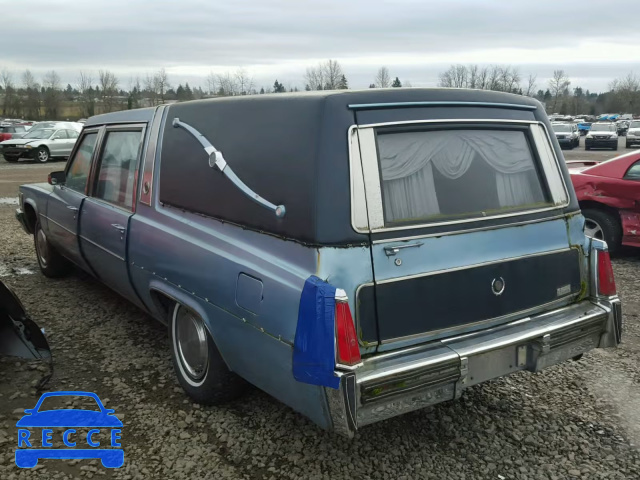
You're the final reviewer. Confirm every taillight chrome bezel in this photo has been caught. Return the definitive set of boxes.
[334,289,363,370]
[589,239,617,299]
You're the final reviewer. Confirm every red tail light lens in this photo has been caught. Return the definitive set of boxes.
[597,250,616,296]
[335,294,361,367]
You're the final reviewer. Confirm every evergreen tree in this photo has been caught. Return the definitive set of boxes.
[184,82,193,100]
[260,87,265,94]
[369,83,376,88]
[337,74,348,89]
[273,80,285,93]
[391,77,402,88]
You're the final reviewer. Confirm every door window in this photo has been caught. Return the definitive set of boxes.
[52,130,68,139]
[66,130,79,139]
[65,132,98,192]
[93,130,143,211]
[625,160,640,180]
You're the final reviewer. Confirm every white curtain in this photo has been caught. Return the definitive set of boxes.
[378,130,540,222]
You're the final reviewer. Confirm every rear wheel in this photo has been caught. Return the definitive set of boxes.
[169,303,246,404]
[34,220,71,277]
[582,208,622,253]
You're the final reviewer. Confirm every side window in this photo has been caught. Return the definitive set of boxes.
[66,133,98,192]
[67,130,79,139]
[93,130,143,211]
[625,160,640,181]
[52,130,67,139]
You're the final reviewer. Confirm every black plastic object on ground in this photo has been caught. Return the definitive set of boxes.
[0,280,52,389]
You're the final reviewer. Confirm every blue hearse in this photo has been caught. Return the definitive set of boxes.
[16,89,622,436]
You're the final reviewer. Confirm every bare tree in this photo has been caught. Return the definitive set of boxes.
[304,59,345,90]
[216,71,237,96]
[549,70,571,112]
[206,71,217,95]
[22,69,41,119]
[42,70,62,119]
[608,73,640,113]
[374,66,391,88]
[438,64,468,88]
[99,70,119,113]
[155,68,170,104]
[235,68,254,95]
[0,68,16,116]
[524,74,537,97]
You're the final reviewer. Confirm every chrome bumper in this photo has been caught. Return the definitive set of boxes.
[327,298,621,437]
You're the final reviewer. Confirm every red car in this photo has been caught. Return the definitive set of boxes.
[569,151,640,251]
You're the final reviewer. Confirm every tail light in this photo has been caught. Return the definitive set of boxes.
[335,289,361,367]
[597,250,616,296]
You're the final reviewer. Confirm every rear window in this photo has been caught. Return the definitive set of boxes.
[377,128,551,226]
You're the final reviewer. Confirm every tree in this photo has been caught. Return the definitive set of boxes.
[549,70,570,112]
[77,71,95,117]
[99,70,119,113]
[375,67,391,88]
[215,72,237,96]
[369,83,376,88]
[273,80,285,93]
[524,74,537,97]
[42,70,62,119]
[259,87,265,94]
[0,68,16,116]
[235,68,254,95]
[205,71,216,95]
[23,69,41,119]
[392,77,402,88]
[304,59,345,90]
[338,74,348,89]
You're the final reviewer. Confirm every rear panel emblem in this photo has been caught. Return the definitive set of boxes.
[491,277,505,296]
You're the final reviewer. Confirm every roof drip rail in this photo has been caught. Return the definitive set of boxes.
[172,118,286,218]
[347,101,538,111]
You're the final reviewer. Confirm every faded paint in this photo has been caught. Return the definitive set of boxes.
[621,210,640,248]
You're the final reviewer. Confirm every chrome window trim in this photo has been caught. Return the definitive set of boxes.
[350,119,570,233]
[139,105,165,207]
[347,101,538,111]
[348,125,370,233]
[371,213,567,244]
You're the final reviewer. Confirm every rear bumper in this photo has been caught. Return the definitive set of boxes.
[326,298,621,437]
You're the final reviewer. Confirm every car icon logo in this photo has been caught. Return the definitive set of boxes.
[15,391,124,468]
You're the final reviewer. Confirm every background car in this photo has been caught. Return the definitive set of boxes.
[569,150,640,251]
[552,122,580,148]
[585,122,618,150]
[0,123,29,141]
[616,120,629,136]
[625,120,640,148]
[0,122,82,163]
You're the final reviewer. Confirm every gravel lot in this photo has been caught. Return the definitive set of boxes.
[1,156,639,479]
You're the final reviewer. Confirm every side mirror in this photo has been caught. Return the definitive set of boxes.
[48,171,65,186]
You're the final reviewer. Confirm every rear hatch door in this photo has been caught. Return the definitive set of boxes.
[352,107,581,350]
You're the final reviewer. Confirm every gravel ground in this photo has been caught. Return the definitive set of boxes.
[0,191,639,478]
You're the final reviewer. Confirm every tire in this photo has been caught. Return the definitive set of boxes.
[34,220,71,278]
[582,208,622,253]
[35,146,50,163]
[170,303,247,405]
[613,144,618,151]
[627,142,632,148]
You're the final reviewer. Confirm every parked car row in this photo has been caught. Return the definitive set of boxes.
[0,121,82,163]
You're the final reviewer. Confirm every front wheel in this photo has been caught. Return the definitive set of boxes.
[582,208,622,253]
[35,146,50,163]
[34,220,71,277]
[170,303,246,405]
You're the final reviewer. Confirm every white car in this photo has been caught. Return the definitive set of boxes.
[0,122,82,163]
[626,120,640,148]
[585,123,618,151]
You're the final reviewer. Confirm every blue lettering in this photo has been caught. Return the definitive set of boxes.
[17,429,31,448]
[87,429,100,447]
[42,429,53,447]
[110,429,121,448]
[63,429,76,447]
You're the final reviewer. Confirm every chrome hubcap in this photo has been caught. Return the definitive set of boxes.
[175,307,208,382]
[38,150,48,162]
[585,219,604,240]
[36,229,49,267]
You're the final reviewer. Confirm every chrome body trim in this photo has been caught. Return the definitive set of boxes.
[327,298,620,436]
[349,119,570,234]
[347,101,538,111]
[139,105,165,207]
[78,235,125,261]
[172,117,286,218]
[348,126,369,233]
[40,214,73,235]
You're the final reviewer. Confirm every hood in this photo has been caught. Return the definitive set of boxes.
[0,138,35,146]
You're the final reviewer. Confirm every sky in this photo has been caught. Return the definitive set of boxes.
[2,0,640,93]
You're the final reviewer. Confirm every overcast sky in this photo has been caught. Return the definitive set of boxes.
[3,0,640,93]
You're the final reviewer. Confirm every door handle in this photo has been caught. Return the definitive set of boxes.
[66,206,78,211]
[384,242,424,256]
[111,224,126,233]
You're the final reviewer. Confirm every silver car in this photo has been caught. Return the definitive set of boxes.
[0,122,82,163]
